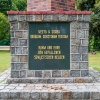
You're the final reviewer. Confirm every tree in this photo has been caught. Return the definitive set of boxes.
[0,13,10,45]
[0,0,12,15]
[76,0,95,10]
[11,0,27,11]
[76,0,100,51]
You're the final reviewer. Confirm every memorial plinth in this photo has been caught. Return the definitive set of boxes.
[7,10,92,83]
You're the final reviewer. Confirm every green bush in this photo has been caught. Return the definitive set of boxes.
[0,12,10,46]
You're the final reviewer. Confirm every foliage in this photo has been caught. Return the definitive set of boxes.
[76,0,100,51]
[11,0,27,11]
[0,13,10,45]
[76,0,95,10]
[0,0,12,15]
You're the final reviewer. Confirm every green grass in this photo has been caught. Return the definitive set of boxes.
[0,51,10,72]
[89,51,100,71]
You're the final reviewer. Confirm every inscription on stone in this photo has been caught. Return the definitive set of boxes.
[29,22,70,70]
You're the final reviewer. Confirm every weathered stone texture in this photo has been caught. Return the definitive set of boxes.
[71,54,81,61]
[52,70,61,77]
[70,70,80,77]
[19,22,28,30]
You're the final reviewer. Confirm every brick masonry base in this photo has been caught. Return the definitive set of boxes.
[0,83,100,99]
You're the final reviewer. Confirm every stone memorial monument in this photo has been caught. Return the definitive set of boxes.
[0,0,99,100]
[7,0,92,84]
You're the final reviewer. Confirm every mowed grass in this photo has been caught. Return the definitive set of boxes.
[0,51,10,72]
[89,51,100,71]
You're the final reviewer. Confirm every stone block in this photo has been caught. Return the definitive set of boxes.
[26,15,35,21]
[81,70,89,77]
[75,78,85,83]
[41,92,48,100]
[35,15,42,21]
[71,54,81,61]
[70,70,80,77]
[10,31,15,37]
[55,92,62,99]
[78,15,82,21]
[91,92,100,99]
[19,39,27,46]
[43,15,53,21]
[82,39,88,46]
[11,38,18,46]
[27,70,34,77]
[83,15,91,21]
[11,47,15,54]
[77,29,85,38]
[19,22,28,30]
[21,90,30,99]
[82,23,89,29]
[38,79,47,84]
[11,63,28,70]
[72,15,77,21]
[72,92,82,99]
[78,46,88,53]
[20,70,26,78]
[65,78,74,83]
[19,15,26,21]
[59,15,68,21]
[31,91,40,99]
[22,31,28,38]
[11,55,19,62]
[22,47,28,54]
[82,54,88,61]
[71,62,79,69]
[8,15,18,21]
[43,71,51,78]
[85,30,89,38]
[49,91,55,99]
[30,79,38,84]
[9,90,20,99]
[53,14,59,21]
[71,29,76,38]
[35,71,42,77]
[83,92,90,99]
[63,92,72,99]
[0,91,9,99]
[79,62,88,69]
[19,55,28,62]
[71,46,78,53]
[47,79,54,84]
[62,70,69,77]
[10,22,18,30]
[52,70,61,77]
[11,71,20,78]
[16,47,22,54]
[15,31,22,38]
[55,79,65,84]
[71,22,82,29]
[71,39,81,45]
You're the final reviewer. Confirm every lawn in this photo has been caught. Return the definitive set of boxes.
[0,51,100,72]
[0,51,10,72]
[89,51,100,71]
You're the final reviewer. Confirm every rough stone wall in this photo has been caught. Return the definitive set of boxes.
[8,13,91,83]
[27,0,75,11]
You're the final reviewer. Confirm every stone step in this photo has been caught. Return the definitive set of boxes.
[7,77,93,84]
[0,83,100,100]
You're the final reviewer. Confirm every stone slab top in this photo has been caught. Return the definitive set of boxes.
[7,11,92,15]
